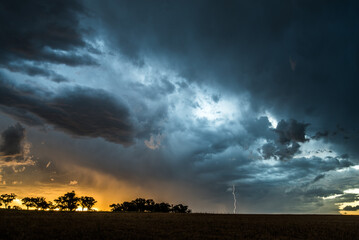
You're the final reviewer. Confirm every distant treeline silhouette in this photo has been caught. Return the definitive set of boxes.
[1,192,191,213]
[0,191,96,211]
[110,198,191,213]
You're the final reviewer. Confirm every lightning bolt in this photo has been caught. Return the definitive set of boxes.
[232,185,237,214]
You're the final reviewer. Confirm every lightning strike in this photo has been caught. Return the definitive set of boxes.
[232,185,237,214]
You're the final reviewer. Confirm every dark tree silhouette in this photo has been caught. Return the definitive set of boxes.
[0,193,16,209]
[172,204,191,213]
[22,197,49,210]
[35,197,50,210]
[145,199,155,212]
[122,201,137,212]
[110,198,191,213]
[154,202,171,213]
[109,203,123,212]
[22,197,36,210]
[79,196,97,211]
[133,198,146,212]
[48,201,56,211]
[54,191,79,211]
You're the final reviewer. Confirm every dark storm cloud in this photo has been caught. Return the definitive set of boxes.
[259,119,309,160]
[282,157,353,175]
[303,188,342,198]
[0,78,134,145]
[0,123,25,157]
[49,87,133,144]
[0,0,97,82]
[127,77,176,101]
[3,63,68,83]
[335,194,359,203]
[311,131,329,140]
[175,135,354,210]
[260,141,301,161]
[183,117,275,161]
[0,106,45,127]
[0,0,356,214]
[343,205,359,211]
[243,116,275,141]
[89,0,359,158]
[312,174,325,183]
[275,119,309,144]
[276,142,301,161]
[200,157,352,213]
[261,142,277,159]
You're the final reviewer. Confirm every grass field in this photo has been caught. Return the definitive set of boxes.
[1,210,359,239]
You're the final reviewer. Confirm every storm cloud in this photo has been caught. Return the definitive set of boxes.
[275,119,309,144]
[3,63,68,83]
[343,205,359,211]
[0,0,358,213]
[0,78,134,145]
[0,123,25,158]
[258,119,309,160]
[90,0,359,157]
[0,0,97,82]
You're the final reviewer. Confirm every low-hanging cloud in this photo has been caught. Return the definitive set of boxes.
[343,205,359,211]
[0,79,134,145]
[275,119,309,144]
[3,63,68,83]
[0,123,25,158]
[259,119,309,160]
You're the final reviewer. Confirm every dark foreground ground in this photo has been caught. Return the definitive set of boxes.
[1,210,359,240]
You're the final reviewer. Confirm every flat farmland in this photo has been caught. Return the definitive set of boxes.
[1,210,359,239]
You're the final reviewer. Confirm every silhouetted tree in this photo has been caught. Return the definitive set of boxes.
[34,197,50,210]
[54,191,79,211]
[172,204,191,213]
[22,197,36,210]
[123,201,137,212]
[79,196,97,211]
[154,202,171,213]
[48,201,56,211]
[133,198,146,212]
[0,193,16,209]
[111,201,146,212]
[109,203,123,212]
[110,198,191,213]
[145,199,155,212]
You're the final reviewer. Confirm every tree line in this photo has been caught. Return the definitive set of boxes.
[0,193,191,213]
[0,191,96,211]
[110,198,191,213]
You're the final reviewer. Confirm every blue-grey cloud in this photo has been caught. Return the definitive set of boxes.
[275,119,309,144]
[2,63,68,83]
[0,123,25,158]
[0,78,133,145]
[343,205,359,211]
[0,0,97,82]
[89,0,359,158]
[0,0,358,214]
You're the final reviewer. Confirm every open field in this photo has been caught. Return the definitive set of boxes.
[1,210,359,240]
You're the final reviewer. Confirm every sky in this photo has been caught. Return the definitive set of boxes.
[0,0,358,214]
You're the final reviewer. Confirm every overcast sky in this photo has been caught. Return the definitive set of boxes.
[0,0,358,213]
